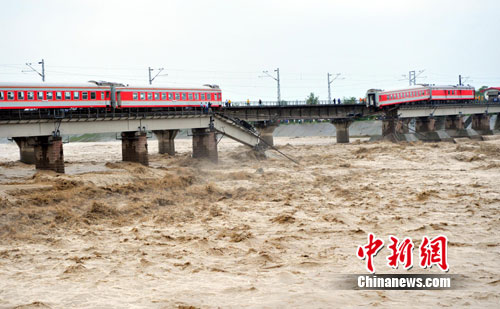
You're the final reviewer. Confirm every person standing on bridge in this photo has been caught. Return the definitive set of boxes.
[259,99,262,106]
[247,99,250,106]
[228,99,232,107]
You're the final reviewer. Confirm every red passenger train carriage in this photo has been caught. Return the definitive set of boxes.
[0,82,222,110]
[366,85,475,108]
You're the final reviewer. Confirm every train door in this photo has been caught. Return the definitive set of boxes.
[116,91,122,108]
[366,90,378,107]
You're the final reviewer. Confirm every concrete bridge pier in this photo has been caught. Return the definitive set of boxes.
[255,121,278,147]
[471,114,493,136]
[192,128,218,163]
[121,131,149,166]
[331,118,353,143]
[395,119,410,135]
[494,114,500,134]
[415,117,442,142]
[13,137,36,164]
[445,115,468,138]
[33,136,65,173]
[153,129,178,155]
[381,109,404,142]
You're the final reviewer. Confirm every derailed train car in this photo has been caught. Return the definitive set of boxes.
[366,85,475,108]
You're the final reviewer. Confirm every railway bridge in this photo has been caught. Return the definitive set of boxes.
[1,102,500,173]
[220,102,500,143]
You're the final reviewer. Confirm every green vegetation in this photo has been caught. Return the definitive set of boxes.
[477,86,489,100]
[306,92,319,105]
[342,96,357,104]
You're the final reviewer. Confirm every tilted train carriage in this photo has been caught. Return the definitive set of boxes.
[366,85,475,108]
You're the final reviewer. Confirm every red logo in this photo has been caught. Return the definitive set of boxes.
[357,234,449,273]
[386,236,414,270]
[419,235,449,272]
[356,233,384,273]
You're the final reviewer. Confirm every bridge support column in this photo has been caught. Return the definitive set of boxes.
[381,109,407,142]
[153,129,178,155]
[192,128,218,163]
[121,131,149,166]
[445,115,468,138]
[255,121,278,147]
[494,114,500,134]
[415,117,441,142]
[332,119,353,143]
[395,118,410,134]
[471,114,493,136]
[13,137,36,164]
[33,136,65,173]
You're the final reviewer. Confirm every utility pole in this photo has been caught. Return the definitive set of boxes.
[459,75,462,86]
[148,67,165,85]
[262,68,281,104]
[25,59,45,82]
[409,71,416,86]
[402,69,425,86]
[327,73,341,104]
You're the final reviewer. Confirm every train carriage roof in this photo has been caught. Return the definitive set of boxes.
[0,82,221,91]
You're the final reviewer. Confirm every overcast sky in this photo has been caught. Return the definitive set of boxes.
[0,0,499,101]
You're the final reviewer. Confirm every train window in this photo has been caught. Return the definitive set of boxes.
[133,92,138,100]
[101,92,105,100]
[195,93,199,100]
[175,93,180,100]
[47,92,53,100]
[188,93,193,100]
[154,93,159,100]
[56,92,62,100]
[0,92,3,100]
[82,92,88,100]
[200,93,205,100]
[182,93,186,100]
[74,92,79,100]
[27,92,34,100]
[161,93,166,100]
[17,91,25,100]
[168,93,173,100]
[140,92,145,100]
[65,91,71,100]
[90,92,96,100]
[147,93,152,100]
[7,92,14,100]
[37,91,43,100]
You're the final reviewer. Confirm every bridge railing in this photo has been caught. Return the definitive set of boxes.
[226,100,365,107]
